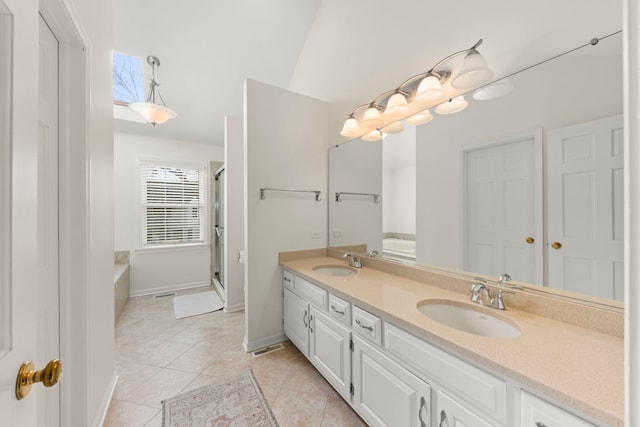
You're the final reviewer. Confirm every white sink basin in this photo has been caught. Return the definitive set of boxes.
[417,300,521,338]
[312,265,358,277]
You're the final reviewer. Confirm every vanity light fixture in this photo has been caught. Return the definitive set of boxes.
[339,39,492,141]
[129,55,177,126]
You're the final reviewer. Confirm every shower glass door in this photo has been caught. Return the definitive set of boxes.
[214,167,225,288]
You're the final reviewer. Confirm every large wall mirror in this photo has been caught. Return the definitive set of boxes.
[329,31,623,309]
[0,0,12,353]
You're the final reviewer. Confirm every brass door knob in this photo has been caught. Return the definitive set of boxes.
[525,237,535,244]
[551,242,562,250]
[15,359,62,400]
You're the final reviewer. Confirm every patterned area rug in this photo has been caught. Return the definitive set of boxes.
[162,371,278,427]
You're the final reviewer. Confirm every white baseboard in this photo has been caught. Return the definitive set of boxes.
[94,372,118,427]
[242,333,287,353]
[129,280,210,298]
[224,302,245,313]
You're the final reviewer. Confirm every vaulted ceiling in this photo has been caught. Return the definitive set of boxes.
[113,0,622,146]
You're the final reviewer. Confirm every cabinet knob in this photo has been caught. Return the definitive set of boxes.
[535,423,547,427]
[551,241,562,249]
[526,237,535,244]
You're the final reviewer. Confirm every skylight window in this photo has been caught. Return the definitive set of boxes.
[113,51,144,105]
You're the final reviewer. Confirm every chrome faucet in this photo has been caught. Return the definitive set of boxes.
[342,253,362,268]
[470,279,514,310]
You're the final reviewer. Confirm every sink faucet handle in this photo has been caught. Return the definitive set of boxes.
[498,273,511,286]
[367,250,379,257]
[491,288,515,310]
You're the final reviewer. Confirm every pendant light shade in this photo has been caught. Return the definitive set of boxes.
[406,109,433,126]
[362,129,383,142]
[340,116,362,137]
[381,121,403,134]
[384,92,411,119]
[451,49,494,89]
[128,55,177,126]
[362,106,384,129]
[413,75,446,106]
[435,96,469,115]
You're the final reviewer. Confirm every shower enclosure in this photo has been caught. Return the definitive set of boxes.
[214,166,225,288]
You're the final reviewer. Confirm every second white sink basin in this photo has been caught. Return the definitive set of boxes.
[418,300,521,338]
[312,264,358,277]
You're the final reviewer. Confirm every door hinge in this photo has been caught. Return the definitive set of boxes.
[350,383,354,396]
[350,338,354,352]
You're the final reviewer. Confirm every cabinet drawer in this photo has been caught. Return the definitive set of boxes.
[521,391,594,427]
[352,306,382,346]
[295,276,328,310]
[282,269,295,291]
[384,323,506,423]
[329,294,351,326]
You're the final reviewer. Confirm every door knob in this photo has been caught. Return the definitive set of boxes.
[551,241,562,249]
[15,359,62,400]
[525,237,535,244]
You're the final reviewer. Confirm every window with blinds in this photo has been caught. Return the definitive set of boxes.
[140,163,206,246]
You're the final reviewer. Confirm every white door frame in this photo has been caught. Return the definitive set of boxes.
[459,128,544,283]
[39,1,90,425]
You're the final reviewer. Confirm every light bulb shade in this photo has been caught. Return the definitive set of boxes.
[384,93,411,119]
[129,102,177,125]
[451,50,494,90]
[340,117,362,137]
[472,78,514,101]
[381,121,403,134]
[406,109,434,126]
[413,75,446,106]
[362,129,383,142]
[362,107,384,129]
[435,96,469,115]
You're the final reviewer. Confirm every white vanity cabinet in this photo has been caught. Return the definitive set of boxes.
[352,335,431,427]
[521,391,595,427]
[283,288,310,355]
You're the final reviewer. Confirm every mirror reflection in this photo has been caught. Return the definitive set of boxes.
[329,32,623,303]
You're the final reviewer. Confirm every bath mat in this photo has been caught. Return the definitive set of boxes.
[173,291,223,319]
[161,370,278,427]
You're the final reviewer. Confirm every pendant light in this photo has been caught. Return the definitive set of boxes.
[340,114,362,137]
[451,48,494,90]
[129,55,177,126]
[413,75,446,106]
[361,105,384,129]
[384,92,411,119]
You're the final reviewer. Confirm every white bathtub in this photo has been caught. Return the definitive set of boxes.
[382,238,416,260]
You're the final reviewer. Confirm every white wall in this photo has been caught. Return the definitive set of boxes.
[224,115,245,312]
[383,126,416,236]
[416,53,623,269]
[114,132,224,295]
[244,79,328,351]
[329,139,382,251]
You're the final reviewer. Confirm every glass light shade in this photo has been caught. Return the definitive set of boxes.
[451,50,494,90]
[340,117,362,137]
[413,75,447,106]
[129,102,177,125]
[362,129,383,142]
[406,109,433,126]
[384,93,411,119]
[472,78,514,101]
[381,121,403,134]
[435,96,469,115]
[362,107,384,129]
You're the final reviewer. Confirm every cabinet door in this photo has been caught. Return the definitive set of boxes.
[521,391,594,427]
[309,307,352,400]
[437,390,494,427]
[353,336,431,427]
[284,288,309,356]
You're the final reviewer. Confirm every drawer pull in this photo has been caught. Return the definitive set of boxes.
[303,310,308,328]
[439,410,449,427]
[309,314,314,333]
[284,277,291,282]
[418,396,427,427]
[355,319,374,332]
[331,305,345,315]
[535,423,547,427]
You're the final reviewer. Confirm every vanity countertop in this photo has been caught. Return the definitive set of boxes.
[281,255,623,427]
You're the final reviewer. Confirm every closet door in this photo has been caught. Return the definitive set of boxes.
[547,115,624,300]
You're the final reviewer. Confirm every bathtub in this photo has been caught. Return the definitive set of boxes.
[382,238,416,260]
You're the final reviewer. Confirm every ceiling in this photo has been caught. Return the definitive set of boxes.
[113,0,622,147]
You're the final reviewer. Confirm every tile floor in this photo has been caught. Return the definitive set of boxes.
[105,287,367,426]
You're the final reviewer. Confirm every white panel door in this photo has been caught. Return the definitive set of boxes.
[464,133,542,284]
[308,307,351,400]
[283,288,309,356]
[352,336,430,427]
[547,115,624,300]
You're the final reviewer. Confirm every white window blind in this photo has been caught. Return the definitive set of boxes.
[140,163,206,246]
